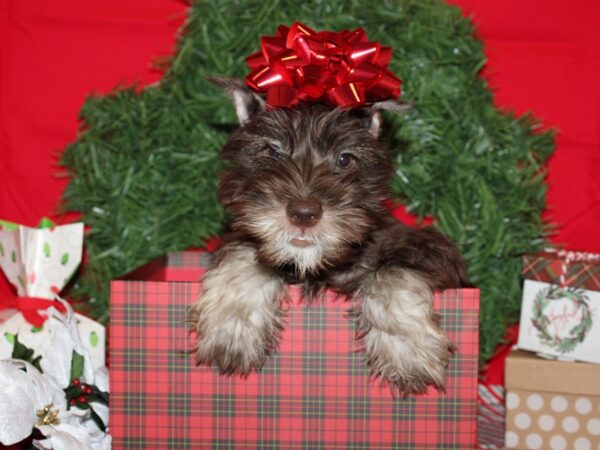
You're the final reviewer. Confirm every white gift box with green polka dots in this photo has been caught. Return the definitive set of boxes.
[0,219,105,368]
[505,350,600,449]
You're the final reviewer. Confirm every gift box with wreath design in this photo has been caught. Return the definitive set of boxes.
[518,250,600,364]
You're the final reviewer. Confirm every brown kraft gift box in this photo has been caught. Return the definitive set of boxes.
[505,350,600,449]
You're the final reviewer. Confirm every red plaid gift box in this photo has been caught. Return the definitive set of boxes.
[110,250,479,449]
[522,249,600,290]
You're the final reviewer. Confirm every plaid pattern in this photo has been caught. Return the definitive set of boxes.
[162,251,213,282]
[167,250,214,269]
[110,256,479,449]
[124,250,212,283]
[522,251,600,290]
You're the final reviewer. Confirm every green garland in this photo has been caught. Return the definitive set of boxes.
[61,0,554,362]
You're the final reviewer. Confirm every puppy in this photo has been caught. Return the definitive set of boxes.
[190,78,471,394]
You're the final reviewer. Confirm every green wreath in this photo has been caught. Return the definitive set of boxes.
[61,1,554,362]
[531,285,593,354]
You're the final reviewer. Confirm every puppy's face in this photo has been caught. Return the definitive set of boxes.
[215,81,394,275]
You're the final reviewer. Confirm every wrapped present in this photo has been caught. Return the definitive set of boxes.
[505,350,600,449]
[0,218,105,368]
[0,218,83,299]
[518,250,600,364]
[522,250,600,291]
[110,250,480,449]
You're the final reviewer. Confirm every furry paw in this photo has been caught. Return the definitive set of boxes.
[363,325,453,394]
[356,268,455,394]
[189,243,284,375]
[193,312,275,375]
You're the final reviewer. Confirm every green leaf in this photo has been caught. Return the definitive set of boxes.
[70,351,85,381]
[0,242,4,257]
[12,334,43,372]
[43,242,51,258]
[61,252,69,266]
[31,326,44,333]
[11,250,16,263]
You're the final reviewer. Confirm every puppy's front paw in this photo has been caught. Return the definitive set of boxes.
[362,323,453,394]
[193,312,274,375]
[356,268,454,394]
[189,243,284,375]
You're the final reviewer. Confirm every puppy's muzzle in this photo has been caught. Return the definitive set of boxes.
[286,199,323,230]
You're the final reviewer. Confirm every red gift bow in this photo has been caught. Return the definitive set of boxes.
[0,296,67,328]
[245,22,401,108]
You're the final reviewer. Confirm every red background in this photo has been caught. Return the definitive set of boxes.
[1,1,599,299]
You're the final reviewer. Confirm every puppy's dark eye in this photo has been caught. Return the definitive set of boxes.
[267,144,281,158]
[338,153,355,168]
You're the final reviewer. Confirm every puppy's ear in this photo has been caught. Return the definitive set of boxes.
[363,100,413,137]
[208,77,266,125]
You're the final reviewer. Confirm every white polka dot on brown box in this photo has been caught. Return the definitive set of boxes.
[505,350,600,449]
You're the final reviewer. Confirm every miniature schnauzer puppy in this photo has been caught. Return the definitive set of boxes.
[190,78,471,394]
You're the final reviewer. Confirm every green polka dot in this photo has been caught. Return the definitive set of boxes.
[4,332,15,345]
[90,331,99,348]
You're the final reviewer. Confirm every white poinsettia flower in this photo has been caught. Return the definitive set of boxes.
[34,401,111,450]
[0,359,61,445]
[40,300,96,389]
[0,360,108,450]
[83,404,111,450]
[0,360,82,447]
[41,303,111,443]
[34,422,93,450]
[0,300,110,449]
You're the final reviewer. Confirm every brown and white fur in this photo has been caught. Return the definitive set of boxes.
[190,78,471,394]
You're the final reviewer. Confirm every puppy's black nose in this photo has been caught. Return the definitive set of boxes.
[286,199,323,229]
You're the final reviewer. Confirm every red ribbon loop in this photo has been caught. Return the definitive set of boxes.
[0,296,67,328]
[245,21,402,108]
